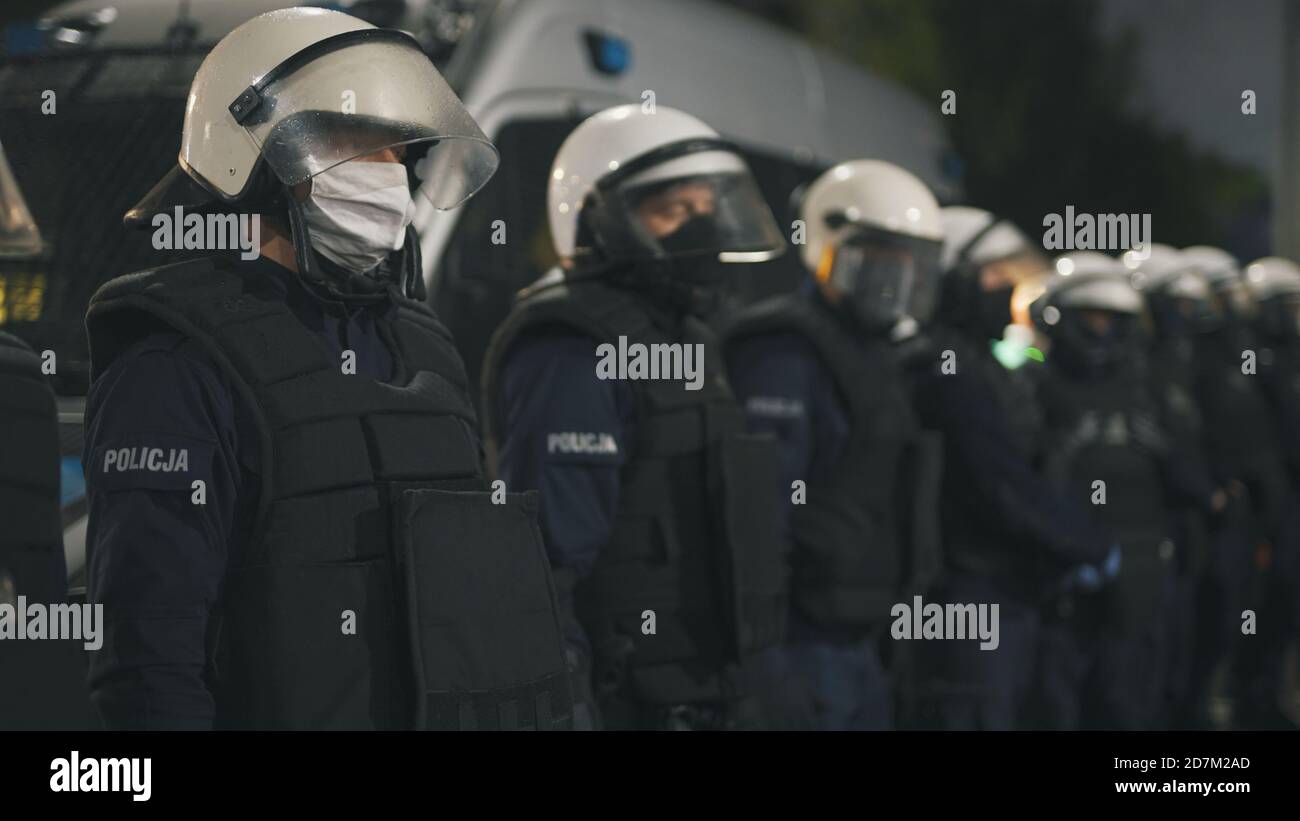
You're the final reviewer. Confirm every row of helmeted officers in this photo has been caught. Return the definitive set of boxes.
[14,7,1296,729]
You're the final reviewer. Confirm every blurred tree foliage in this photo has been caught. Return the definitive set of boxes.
[735,0,1272,254]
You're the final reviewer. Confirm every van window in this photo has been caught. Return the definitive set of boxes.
[431,116,825,399]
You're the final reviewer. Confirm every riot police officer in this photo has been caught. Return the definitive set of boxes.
[1180,247,1289,528]
[0,330,63,606]
[908,207,1115,730]
[1247,257,1300,479]
[1030,253,1215,729]
[83,8,570,730]
[720,160,946,729]
[1179,246,1291,727]
[1128,244,1230,726]
[1236,256,1300,727]
[481,105,789,730]
[0,330,86,729]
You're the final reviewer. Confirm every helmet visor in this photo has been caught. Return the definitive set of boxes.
[585,148,785,263]
[1219,280,1257,320]
[1263,294,1300,337]
[822,226,942,327]
[1284,296,1300,335]
[0,141,43,257]
[231,31,498,209]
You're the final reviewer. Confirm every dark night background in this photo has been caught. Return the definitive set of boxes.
[723,0,1295,263]
[3,0,1296,260]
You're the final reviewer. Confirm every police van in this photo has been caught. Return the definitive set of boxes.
[0,0,960,591]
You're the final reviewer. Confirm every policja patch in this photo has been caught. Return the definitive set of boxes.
[91,433,213,493]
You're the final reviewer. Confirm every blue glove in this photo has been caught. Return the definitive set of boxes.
[1065,545,1122,592]
[1100,544,1122,580]
[1068,563,1102,591]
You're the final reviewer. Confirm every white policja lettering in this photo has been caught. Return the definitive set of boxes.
[102,447,189,473]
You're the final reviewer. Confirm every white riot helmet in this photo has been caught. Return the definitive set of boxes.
[1129,243,1216,336]
[547,104,784,269]
[1181,245,1240,288]
[800,159,944,333]
[939,206,1037,273]
[937,205,1046,339]
[1041,252,1141,312]
[1125,243,1184,289]
[1182,245,1253,322]
[124,8,498,293]
[1243,257,1300,300]
[1244,257,1300,339]
[1034,252,1144,371]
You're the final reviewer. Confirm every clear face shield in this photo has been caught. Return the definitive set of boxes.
[1208,278,1256,323]
[981,249,1050,329]
[1052,306,1143,373]
[1259,293,1300,339]
[578,139,786,266]
[0,141,43,258]
[818,224,942,334]
[1281,295,1300,336]
[1174,294,1222,330]
[224,29,498,210]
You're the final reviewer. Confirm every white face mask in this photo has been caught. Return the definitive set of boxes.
[300,160,415,274]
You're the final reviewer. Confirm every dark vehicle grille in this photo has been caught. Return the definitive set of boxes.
[0,49,209,394]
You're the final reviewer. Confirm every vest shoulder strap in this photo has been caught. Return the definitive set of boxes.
[389,294,471,390]
[86,257,290,546]
[482,279,658,432]
[502,279,658,346]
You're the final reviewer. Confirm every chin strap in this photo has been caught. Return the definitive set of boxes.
[399,224,423,301]
[284,187,316,288]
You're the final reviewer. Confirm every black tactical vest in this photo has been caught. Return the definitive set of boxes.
[481,279,787,707]
[0,331,64,603]
[1037,365,1175,625]
[721,294,942,633]
[1194,331,1287,493]
[85,257,571,730]
[1259,341,1300,481]
[910,330,1049,588]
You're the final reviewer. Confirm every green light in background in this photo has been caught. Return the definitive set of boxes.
[991,337,1027,369]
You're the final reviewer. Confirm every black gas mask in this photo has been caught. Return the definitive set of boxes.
[654,215,728,310]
